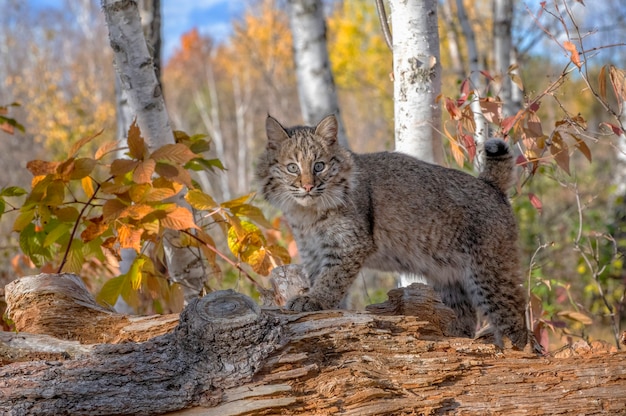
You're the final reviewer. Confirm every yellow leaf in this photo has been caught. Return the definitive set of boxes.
[81,176,95,198]
[443,123,465,167]
[221,193,252,209]
[186,189,218,210]
[557,310,593,326]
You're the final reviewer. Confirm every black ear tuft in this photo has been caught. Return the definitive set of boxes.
[484,139,509,157]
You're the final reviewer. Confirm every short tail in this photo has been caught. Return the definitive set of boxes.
[478,139,515,193]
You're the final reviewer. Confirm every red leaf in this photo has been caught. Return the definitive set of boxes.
[529,101,540,113]
[528,193,543,214]
[601,122,623,136]
[479,70,494,81]
[461,134,476,162]
[445,97,462,120]
[502,116,517,132]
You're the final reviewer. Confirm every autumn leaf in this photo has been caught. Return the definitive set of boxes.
[68,129,103,158]
[127,120,147,160]
[550,133,570,175]
[558,310,592,325]
[103,198,128,221]
[150,143,197,164]
[133,159,156,184]
[117,223,143,252]
[609,65,626,103]
[160,206,198,230]
[26,160,60,176]
[573,135,592,162]
[81,216,109,242]
[186,189,218,210]
[81,176,95,198]
[94,140,119,160]
[110,159,139,176]
[563,41,581,68]
[528,193,543,214]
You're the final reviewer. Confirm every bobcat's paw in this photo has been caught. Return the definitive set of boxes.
[286,295,325,312]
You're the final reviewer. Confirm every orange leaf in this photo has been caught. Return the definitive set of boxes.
[81,216,109,242]
[70,158,96,180]
[95,140,119,160]
[563,41,581,68]
[160,206,198,230]
[150,143,197,164]
[133,159,156,184]
[103,199,128,221]
[117,223,143,252]
[26,160,60,176]
[69,129,103,158]
[550,133,570,175]
[127,120,146,160]
[110,159,139,176]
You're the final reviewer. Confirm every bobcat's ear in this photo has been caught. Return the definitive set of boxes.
[315,115,338,146]
[266,115,289,150]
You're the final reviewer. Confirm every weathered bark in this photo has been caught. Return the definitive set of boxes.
[388,0,442,164]
[2,273,626,415]
[286,0,350,148]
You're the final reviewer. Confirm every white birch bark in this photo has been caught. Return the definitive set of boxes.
[102,0,170,148]
[389,0,442,164]
[455,0,488,170]
[286,0,350,148]
[102,0,204,304]
[493,0,521,118]
[389,0,441,287]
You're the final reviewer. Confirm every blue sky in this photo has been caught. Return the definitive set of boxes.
[28,0,246,61]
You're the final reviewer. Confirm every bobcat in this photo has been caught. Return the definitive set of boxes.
[256,114,528,349]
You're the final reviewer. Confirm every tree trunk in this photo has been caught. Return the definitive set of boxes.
[493,0,521,118]
[2,273,625,415]
[286,0,350,148]
[103,0,205,303]
[388,0,442,164]
[455,0,489,170]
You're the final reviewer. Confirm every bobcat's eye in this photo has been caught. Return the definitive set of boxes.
[313,161,325,173]
[286,163,299,174]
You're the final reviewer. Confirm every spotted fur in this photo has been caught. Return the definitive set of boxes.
[256,115,528,349]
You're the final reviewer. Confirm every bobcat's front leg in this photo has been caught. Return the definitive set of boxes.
[286,218,371,312]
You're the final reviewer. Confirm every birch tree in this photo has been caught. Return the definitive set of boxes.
[455,0,488,169]
[102,0,205,303]
[493,0,522,118]
[388,0,442,164]
[286,0,350,148]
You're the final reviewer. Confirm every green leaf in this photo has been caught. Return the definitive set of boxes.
[0,186,27,197]
[185,158,225,172]
[97,275,125,307]
[61,239,84,274]
[43,222,72,247]
[13,208,35,232]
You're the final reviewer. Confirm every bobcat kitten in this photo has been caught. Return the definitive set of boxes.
[256,115,527,349]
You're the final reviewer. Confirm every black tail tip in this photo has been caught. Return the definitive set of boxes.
[484,139,509,157]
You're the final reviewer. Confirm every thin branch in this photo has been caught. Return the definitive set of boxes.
[375,0,392,51]
[57,180,103,273]
[180,229,263,291]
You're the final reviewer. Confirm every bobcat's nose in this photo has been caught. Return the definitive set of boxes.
[303,183,314,193]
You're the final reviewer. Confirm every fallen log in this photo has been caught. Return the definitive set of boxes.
[1,273,625,415]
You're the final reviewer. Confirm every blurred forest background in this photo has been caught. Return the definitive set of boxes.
[1,0,626,348]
